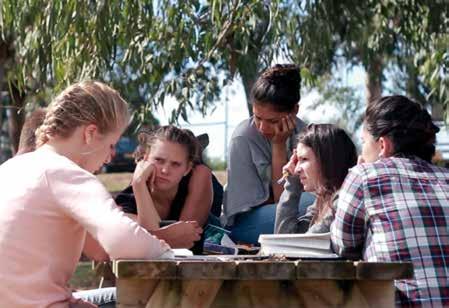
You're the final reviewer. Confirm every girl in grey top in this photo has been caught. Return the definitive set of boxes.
[223,64,311,244]
[275,124,357,234]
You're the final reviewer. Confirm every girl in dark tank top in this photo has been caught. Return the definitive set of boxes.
[115,125,222,254]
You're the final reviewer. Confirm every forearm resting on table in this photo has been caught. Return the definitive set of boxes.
[151,227,190,248]
[125,213,195,249]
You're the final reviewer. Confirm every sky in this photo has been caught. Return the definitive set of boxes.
[152,65,367,160]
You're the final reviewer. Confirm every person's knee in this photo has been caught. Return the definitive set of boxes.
[230,205,277,244]
[298,192,315,216]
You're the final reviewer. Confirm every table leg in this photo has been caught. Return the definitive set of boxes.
[211,280,300,308]
[294,280,395,308]
[180,280,223,308]
[116,278,159,308]
[145,279,223,308]
[351,280,395,307]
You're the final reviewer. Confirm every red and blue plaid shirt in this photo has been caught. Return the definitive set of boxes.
[331,156,449,307]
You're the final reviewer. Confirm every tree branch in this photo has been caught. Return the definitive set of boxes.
[198,0,241,67]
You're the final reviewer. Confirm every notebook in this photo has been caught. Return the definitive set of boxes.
[258,232,339,259]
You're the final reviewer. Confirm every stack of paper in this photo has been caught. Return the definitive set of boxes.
[258,232,339,258]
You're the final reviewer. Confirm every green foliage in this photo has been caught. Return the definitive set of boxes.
[68,262,98,290]
[283,0,448,70]
[203,154,227,171]
[0,0,285,123]
[304,74,364,144]
[416,35,449,116]
[0,0,448,128]
[282,0,449,109]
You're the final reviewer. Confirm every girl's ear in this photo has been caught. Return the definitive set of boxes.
[378,136,394,158]
[83,124,98,145]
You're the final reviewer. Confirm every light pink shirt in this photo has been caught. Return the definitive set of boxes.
[0,147,170,307]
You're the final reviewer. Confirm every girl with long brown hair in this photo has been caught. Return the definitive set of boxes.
[275,123,357,233]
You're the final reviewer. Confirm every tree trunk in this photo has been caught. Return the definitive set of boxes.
[365,56,383,105]
[0,40,8,85]
[404,60,433,112]
[240,71,256,116]
[7,85,26,156]
[231,4,270,117]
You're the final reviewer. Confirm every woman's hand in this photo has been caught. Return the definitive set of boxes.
[131,156,162,231]
[160,221,203,249]
[132,158,156,189]
[282,149,298,176]
[271,114,296,145]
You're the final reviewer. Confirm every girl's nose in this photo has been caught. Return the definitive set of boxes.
[259,122,270,134]
[293,163,302,175]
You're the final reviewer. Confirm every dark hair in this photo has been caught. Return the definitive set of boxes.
[298,124,357,222]
[17,108,47,155]
[364,95,439,162]
[135,125,200,164]
[178,128,204,165]
[251,64,301,113]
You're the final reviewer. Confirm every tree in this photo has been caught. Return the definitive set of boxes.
[282,0,449,107]
[0,0,448,156]
[1,0,287,153]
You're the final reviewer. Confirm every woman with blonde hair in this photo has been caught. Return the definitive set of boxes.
[0,81,170,307]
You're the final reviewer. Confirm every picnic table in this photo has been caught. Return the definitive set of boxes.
[112,257,413,308]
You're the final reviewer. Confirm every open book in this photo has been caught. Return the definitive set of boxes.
[258,232,339,259]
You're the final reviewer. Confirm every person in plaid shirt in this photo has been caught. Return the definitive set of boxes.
[331,95,449,307]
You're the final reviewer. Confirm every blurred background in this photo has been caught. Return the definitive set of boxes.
[1,0,448,169]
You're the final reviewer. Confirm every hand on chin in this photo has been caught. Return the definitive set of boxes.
[263,134,273,140]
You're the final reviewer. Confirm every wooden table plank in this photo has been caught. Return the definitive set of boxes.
[212,280,301,307]
[296,260,356,279]
[178,261,236,279]
[114,260,177,279]
[113,259,414,281]
[179,280,223,308]
[236,261,296,280]
[114,259,411,308]
[356,261,414,280]
[116,279,159,308]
